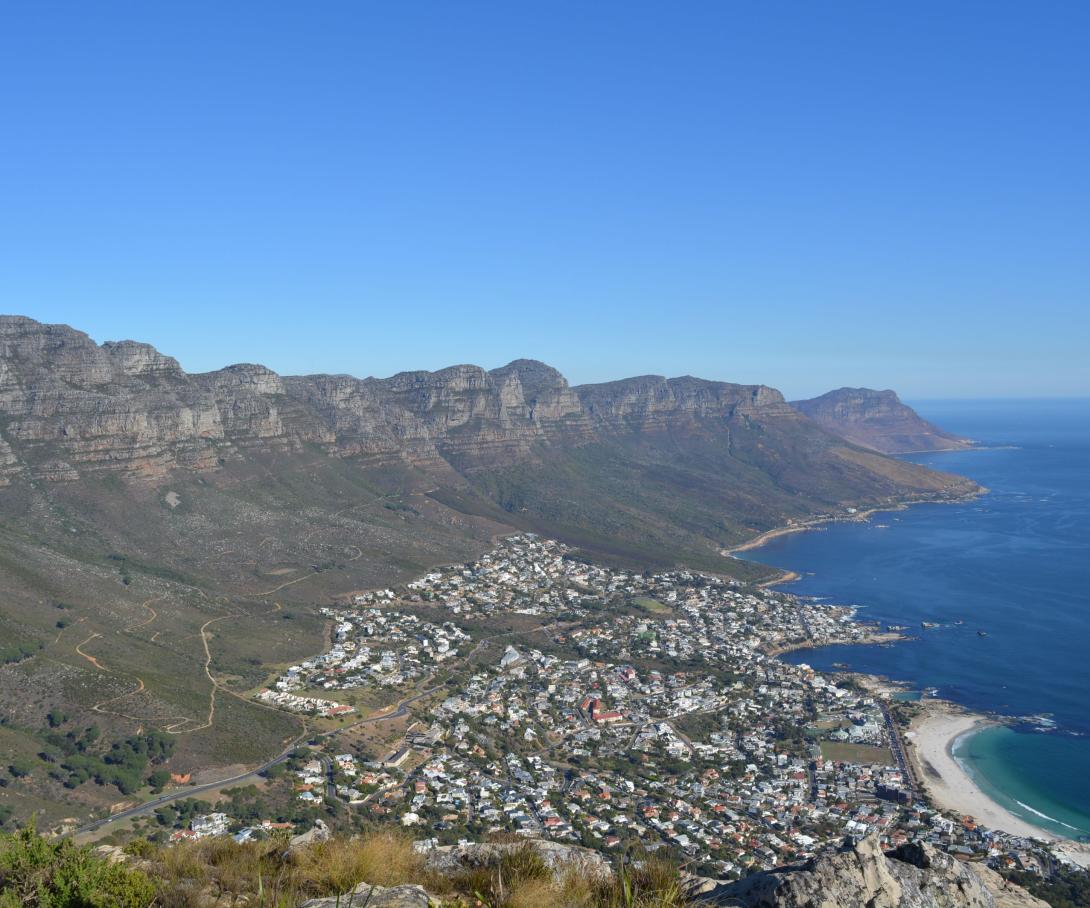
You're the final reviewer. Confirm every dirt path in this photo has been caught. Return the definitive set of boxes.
[73,590,236,735]
[76,535,359,744]
[78,623,199,731]
[74,633,106,670]
[182,614,235,733]
[126,594,165,633]
[53,615,86,644]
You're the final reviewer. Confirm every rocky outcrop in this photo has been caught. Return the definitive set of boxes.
[577,374,793,432]
[286,819,331,853]
[709,835,1046,908]
[792,388,973,454]
[299,883,433,907]
[416,839,611,881]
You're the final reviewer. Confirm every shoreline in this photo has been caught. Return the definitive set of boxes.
[902,701,1051,841]
[904,703,1090,864]
[763,630,905,658]
[724,489,982,588]
[732,492,1090,856]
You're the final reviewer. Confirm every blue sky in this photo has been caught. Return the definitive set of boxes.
[1,2,1087,398]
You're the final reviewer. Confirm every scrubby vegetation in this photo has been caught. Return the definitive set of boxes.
[1007,866,1090,908]
[447,843,690,908]
[0,827,696,907]
[40,729,176,795]
[0,826,156,908]
[0,640,42,666]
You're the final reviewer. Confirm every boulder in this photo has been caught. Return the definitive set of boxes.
[417,838,611,881]
[299,882,433,908]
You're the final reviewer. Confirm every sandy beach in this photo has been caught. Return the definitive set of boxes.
[904,702,1050,841]
[730,496,1090,865]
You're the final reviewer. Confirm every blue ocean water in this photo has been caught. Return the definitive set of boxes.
[749,399,1090,841]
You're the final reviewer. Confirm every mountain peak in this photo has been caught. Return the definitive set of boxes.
[792,387,973,454]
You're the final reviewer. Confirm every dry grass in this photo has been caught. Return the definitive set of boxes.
[592,856,692,908]
[291,830,424,893]
[140,833,693,908]
[440,842,552,906]
[146,829,424,907]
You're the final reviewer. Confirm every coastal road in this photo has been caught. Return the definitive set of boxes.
[880,702,919,801]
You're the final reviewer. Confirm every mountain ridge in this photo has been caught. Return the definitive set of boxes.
[0,313,981,614]
[0,314,978,572]
[0,314,961,485]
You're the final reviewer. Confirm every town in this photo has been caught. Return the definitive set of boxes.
[172,536,1057,880]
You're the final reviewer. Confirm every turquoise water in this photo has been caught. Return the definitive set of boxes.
[747,399,1090,841]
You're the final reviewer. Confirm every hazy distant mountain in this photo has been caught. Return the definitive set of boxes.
[791,388,974,454]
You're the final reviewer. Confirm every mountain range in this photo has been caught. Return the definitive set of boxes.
[0,314,978,588]
[0,315,978,827]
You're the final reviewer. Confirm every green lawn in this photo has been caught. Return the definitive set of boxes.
[820,741,895,765]
[632,596,671,615]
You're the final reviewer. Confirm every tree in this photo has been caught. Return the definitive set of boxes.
[8,758,34,779]
[147,770,171,793]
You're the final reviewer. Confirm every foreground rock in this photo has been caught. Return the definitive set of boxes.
[300,883,433,908]
[708,835,1047,908]
[286,818,331,853]
[417,838,611,881]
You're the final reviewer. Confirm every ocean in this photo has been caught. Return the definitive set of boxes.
[746,398,1090,841]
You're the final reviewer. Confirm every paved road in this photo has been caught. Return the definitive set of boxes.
[74,749,296,836]
[880,702,919,801]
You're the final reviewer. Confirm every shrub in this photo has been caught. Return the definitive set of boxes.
[592,855,690,908]
[0,826,157,907]
[7,759,33,779]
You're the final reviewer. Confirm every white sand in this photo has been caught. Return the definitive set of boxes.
[904,706,1052,841]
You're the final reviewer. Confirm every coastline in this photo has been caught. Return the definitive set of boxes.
[730,491,1090,857]
[904,702,1090,866]
[725,503,919,557]
[725,490,982,589]
[763,630,905,658]
[902,701,1049,841]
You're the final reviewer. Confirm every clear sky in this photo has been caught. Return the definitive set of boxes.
[2,2,1087,399]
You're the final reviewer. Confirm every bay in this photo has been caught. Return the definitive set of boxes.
[746,398,1090,840]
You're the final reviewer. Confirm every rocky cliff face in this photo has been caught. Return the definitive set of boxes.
[0,315,847,483]
[791,388,974,454]
[576,374,796,432]
[711,835,1047,908]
